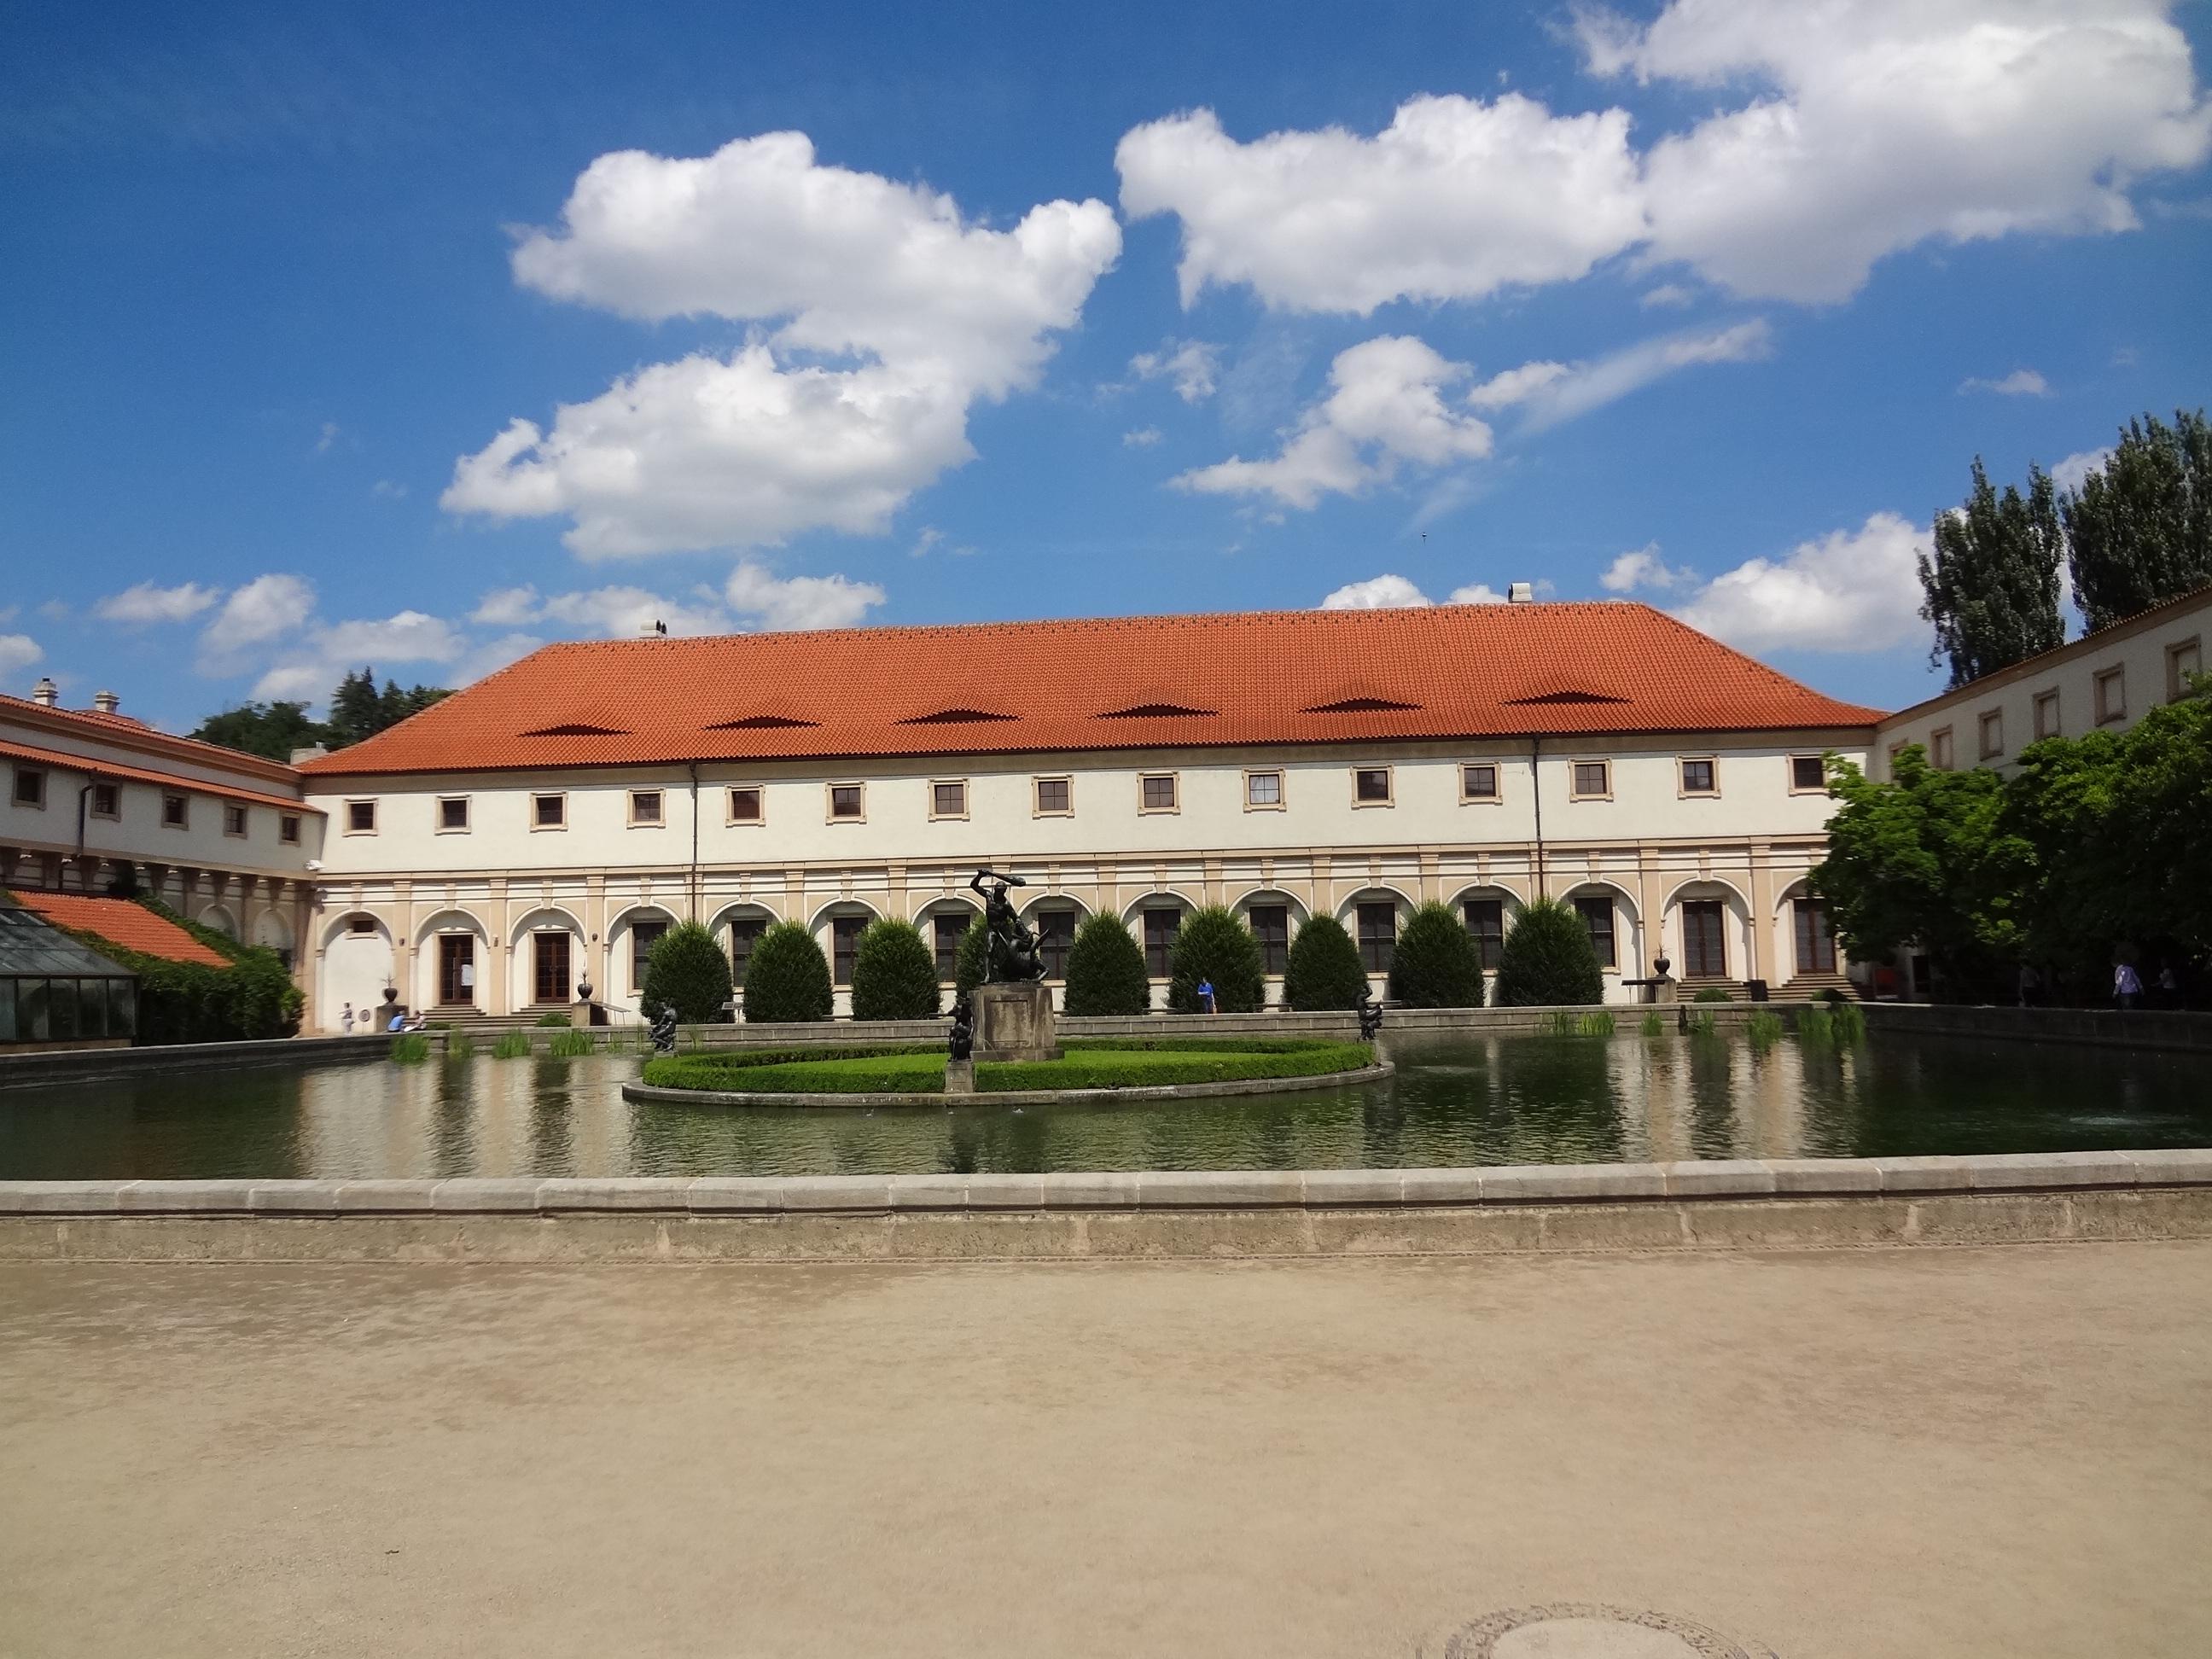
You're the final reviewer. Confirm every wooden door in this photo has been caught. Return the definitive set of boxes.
[533,931,571,1004]
[1681,901,1727,980]
[437,934,474,1005]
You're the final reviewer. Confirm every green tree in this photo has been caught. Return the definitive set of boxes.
[850,918,940,1019]
[1388,901,1486,1007]
[189,700,329,762]
[1492,898,1605,1006]
[323,667,451,749]
[640,920,733,1023]
[952,920,988,1002]
[1284,913,1367,1011]
[2061,409,2212,632]
[1166,905,1266,1013]
[1808,749,2029,1000]
[1918,457,2065,687]
[1061,913,1150,1016]
[740,922,833,1023]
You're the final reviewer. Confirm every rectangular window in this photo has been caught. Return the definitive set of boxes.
[532,794,566,830]
[629,789,664,826]
[2167,637,2202,701]
[532,931,571,1004]
[1249,905,1289,975]
[1977,708,2005,760]
[828,783,864,820]
[1463,899,1505,972]
[1353,767,1393,805]
[438,796,470,832]
[343,799,373,834]
[728,918,765,984]
[1461,763,1499,802]
[930,780,968,819]
[437,934,475,1005]
[1679,757,1717,795]
[1139,773,1178,812]
[1573,895,1616,969]
[1244,770,1283,809]
[1356,902,1397,973]
[1033,776,1072,816]
[1035,910,1075,981]
[727,786,763,824]
[278,812,300,844]
[2094,667,2126,726]
[1681,900,1726,980]
[831,916,864,986]
[934,912,970,981]
[1790,754,1827,794]
[90,782,120,819]
[1794,899,1838,976]
[1571,760,1610,800]
[630,918,668,991]
[13,767,45,808]
[347,915,377,935]
[1143,908,1179,977]
[223,802,248,838]
[1929,728,1954,770]
[2034,690,2061,739]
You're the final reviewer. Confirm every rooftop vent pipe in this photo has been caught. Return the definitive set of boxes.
[639,619,668,637]
[92,690,119,714]
[1508,582,1534,603]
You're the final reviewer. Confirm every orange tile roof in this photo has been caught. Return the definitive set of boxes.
[13,892,232,967]
[0,736,317,815]
[300,602,1884,777]
[0,692,306,789]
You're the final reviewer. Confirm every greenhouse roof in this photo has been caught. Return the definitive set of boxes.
[0,905,136,979]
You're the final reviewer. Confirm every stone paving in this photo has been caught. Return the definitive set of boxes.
[4,1243,2208,1656]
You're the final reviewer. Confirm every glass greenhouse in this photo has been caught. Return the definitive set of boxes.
[0,905,137,1045]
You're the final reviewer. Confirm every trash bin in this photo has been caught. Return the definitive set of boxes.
[1747,980,1769,1003]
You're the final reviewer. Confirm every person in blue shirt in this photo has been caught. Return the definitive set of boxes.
[1197,977,1216,1014]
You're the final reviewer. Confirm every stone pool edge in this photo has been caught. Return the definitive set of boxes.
[3,1150,2209,1261]
[622,1061,1394,1109]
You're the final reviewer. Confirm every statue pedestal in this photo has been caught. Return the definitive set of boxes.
[944,1058,975,1095]
[973,981,1061,1061]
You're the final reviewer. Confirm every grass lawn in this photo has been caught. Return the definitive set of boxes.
[643,1039,1374,1096]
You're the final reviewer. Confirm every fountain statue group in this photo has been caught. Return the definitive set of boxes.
[946,869,1059,1085]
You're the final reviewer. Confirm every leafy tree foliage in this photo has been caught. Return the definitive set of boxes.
[1284,913,1368,1010]
[2061,410,2212,632]
[1492,898,1605,1007]
[740,922,833,1023]
[640,920,733,1023]
[1918,457,2064,687]
[190,667,451,760]
[952,920,988,1002]
[850,918,941,1019]
[326,668,451,749]
[1166,905,1266,1013]
[33,894,301,1044]
[1388,901,1486,1007]
[188,701,325,762]
[1061,912,1150,1016]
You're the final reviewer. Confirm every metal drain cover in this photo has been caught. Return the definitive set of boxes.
[1443,1604,1774,1659]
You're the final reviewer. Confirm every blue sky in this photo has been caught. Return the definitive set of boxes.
[3,0,2209,731]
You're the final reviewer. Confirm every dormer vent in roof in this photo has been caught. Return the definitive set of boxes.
[897,707,1020,725]
[703,714,819,731]
[1504,689,1630,706]
[1301,696,1421,714]
[521,721,632,737]
[1097,702,1217,719]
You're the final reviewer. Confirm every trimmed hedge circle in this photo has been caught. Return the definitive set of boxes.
[639,1036,1374,1097]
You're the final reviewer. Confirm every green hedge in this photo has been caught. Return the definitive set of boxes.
[982,1042,1371,1092]
[1062,912,1150,1015]
[1166,905,1266,1013]
[741,922,833,1023]
[642,921,733,1022]
[1284,913,1368,1010]
[1388,901,1485,1008]
[850,918,941,1019]
[29,893,302,1045]
[1492,898,1605,1007]
[640,1039,1373,1095]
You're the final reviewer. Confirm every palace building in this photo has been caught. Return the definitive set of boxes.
[289,600,1880,1026]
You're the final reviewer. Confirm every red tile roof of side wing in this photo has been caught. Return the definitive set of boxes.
[298,603,1885,777]
[14,893,233,967]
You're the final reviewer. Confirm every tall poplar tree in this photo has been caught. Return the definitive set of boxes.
[2059,409,2212,632]
[1917,457,2065,688]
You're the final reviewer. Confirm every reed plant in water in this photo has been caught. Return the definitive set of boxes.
[444,1030,477,1060]
[1685,1010,1719,1039]
[490,1030,533,1060]
[1639,1010,1667,1038]
[388,1033,431,1063]
[547,1027,594,1057]
[1831,1001,1867,1044]
[1578,1011,1615,1037]
[1747,1010,1785,1048]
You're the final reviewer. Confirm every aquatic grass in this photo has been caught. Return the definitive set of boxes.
[547,1027,594,1057]
[490,1030,533,1060]
[1541,1010,1615,1037]
[1684,1010,1720,1039]
[444,1030,478,1060]
[1639,1010,1667,1038]
[1796,1006,1833,1045]
[1831,1001,1867,1044]
[1747,1010,1785,1049]
[387,1033,431,1063]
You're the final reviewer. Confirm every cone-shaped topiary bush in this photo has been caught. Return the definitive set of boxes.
[850,918,940,1019]
[641,920,734,1023]
[1284,912,1369,1010]
[953,920,987,1001]
[1492,897,1604,1006]
[1167,905,1266,1012]
[1388,901,1485,1008]
[1062,912,1150,1015]
[741,921,833,1023]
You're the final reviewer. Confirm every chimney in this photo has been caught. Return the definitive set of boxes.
[31,677,58,707]
[92,690,120,715]
[1508,582,1534,603]
[638,619,668,637]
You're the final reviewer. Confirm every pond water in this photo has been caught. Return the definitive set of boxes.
[3,1029,2209,1179]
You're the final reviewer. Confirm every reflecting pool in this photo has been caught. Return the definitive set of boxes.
[3,1028,2208,1179]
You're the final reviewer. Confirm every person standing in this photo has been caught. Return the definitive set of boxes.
[1197,976,1216,1015]
[340,1001,354,1035]
[2114,960,2143,1011]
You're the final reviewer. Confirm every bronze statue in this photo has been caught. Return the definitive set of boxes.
[947,992,974,1061]
[969,868,1045,983]
[649,1004,679,1055]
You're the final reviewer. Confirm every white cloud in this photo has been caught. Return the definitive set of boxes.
[93,580,222,626]
[197,574,316,674]
[0,634,42,678]
[725,562,885,632]
[372,479,407,499]
[1120,4,2212,315]
[469,585,542,629]
[2051,446,2112,493]
[1174,335,1494,509]
[1447,582,1511,604]
[316,422,340,454]
[1318,575,1511,609]
[1467,360,1572,410]
[1639,283,1694,308]
[537,585,730,640]
[446,131,1121,556]
[1511,320,1774,429]
[1122,426,1164,448]
[1959,368,2050,397]
[911,527,946,557]
[249,610,469,701]
[1600,544,1695,592]
[1671,512,1928,653]
[1130,340,1222,402]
